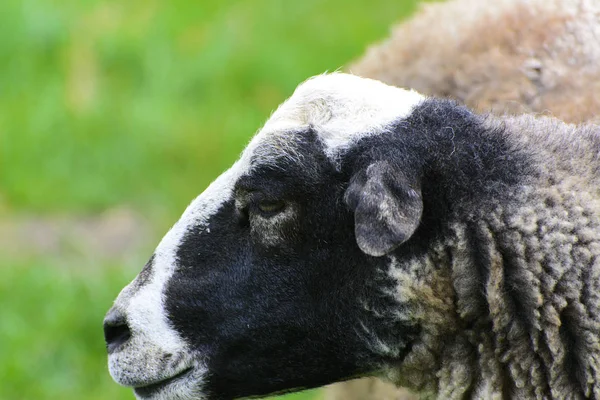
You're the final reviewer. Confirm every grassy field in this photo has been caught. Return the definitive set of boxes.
[0,0,420,399]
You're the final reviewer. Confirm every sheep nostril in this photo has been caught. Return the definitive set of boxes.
[103,308,131,354]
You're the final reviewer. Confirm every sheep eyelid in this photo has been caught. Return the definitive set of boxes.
[253,199,286,217]
[238,194,286,218]
[234,188,287,218]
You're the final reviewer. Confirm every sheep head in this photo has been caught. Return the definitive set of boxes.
[104,73,506,400]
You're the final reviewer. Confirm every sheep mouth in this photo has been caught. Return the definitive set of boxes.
[133,367,194,398]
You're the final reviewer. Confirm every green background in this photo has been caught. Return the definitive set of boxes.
[0,0,421,398]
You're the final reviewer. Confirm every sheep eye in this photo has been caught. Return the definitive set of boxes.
[257,200,285,215]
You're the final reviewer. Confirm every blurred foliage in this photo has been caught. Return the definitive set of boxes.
[0,259,135,399]
[0,0,419,221]
[0,0,420,399]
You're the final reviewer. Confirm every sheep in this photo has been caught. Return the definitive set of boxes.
[328,1,600,397]
[105,72,600,400]
[350,0,600,125]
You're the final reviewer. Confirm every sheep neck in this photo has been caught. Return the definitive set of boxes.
[377,177,600,399]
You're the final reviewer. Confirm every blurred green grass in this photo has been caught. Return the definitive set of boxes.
[0,0,420,221]
[0,258,135,400]
[0,0,420,399]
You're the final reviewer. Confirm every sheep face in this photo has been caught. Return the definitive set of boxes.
[105,74,427,400]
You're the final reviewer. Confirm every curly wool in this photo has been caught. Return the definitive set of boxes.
[328,0,600,398]
[348,116,600,400]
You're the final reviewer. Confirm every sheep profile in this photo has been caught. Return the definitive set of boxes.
[105,73,600,400]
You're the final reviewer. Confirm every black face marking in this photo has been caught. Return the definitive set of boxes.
[160,98,533,400]
[166,132,396,399]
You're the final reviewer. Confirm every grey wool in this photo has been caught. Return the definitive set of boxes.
[328,0,600,399]
[333,113,600,400]
[397,115,600,399]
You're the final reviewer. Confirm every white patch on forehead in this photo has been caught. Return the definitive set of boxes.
[254,73,425,159]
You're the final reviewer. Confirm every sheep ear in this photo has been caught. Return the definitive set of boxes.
[344,161,423,257]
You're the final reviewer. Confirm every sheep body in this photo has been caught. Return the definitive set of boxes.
[350,0,600,124]
[356,105,600,399]
[393,113,600,399]
[329,1,600,397]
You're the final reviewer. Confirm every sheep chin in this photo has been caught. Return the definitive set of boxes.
[131,364,208,400]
